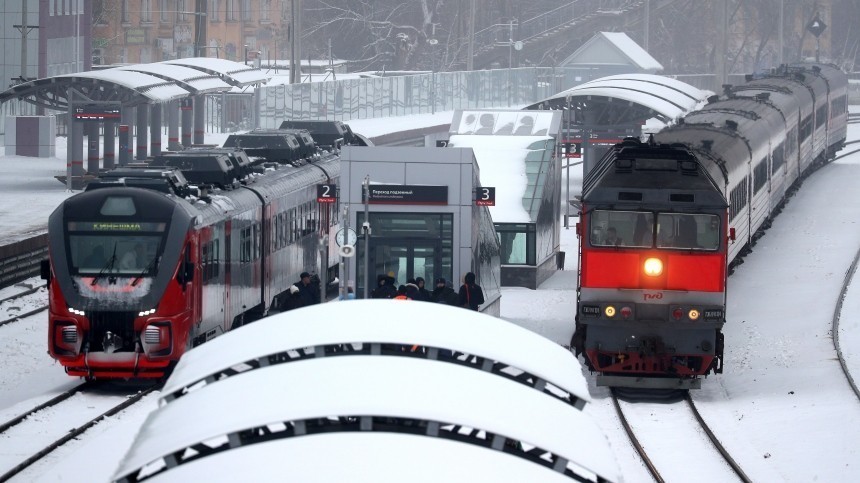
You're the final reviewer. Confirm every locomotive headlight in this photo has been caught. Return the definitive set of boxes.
[643,258,663,276]
[688,309,701,320]
[138,308,156,317]
[604,305,616,318]
[68,307,85,316]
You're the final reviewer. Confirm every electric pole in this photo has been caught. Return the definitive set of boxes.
[13,0,39,85]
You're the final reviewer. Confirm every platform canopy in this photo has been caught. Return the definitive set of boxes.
[0,58,267,110]
[526,73,709,125]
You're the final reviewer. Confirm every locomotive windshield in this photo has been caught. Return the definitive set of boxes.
[590,210,720,250]
[66,221,167,276]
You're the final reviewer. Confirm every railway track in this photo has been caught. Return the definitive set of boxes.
[611,389,752,483]
[0,384,159,482]
[831,239,860,403]
[0,279,47,328]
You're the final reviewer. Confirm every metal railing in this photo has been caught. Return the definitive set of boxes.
[258,67,605,127]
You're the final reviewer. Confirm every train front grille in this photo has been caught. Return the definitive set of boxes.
[85,311,137,352]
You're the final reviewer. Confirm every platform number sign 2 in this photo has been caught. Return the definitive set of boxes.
[317,184,337,204]
[476,187,496,206]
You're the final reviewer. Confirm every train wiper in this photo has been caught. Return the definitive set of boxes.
[131,256,159,287]
[90,244,118,286]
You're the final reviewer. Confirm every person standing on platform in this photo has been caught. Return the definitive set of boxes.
[458,272,484,311]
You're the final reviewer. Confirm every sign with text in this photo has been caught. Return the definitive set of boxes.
[476,187,496,206]
[366,185,448,205]
[563,142,582,158]
[73,104,121,122]
[317,184,337,203]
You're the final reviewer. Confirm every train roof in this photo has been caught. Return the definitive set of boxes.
[161,300,590,409]
[583,138,726,206]
[114,357,616,482]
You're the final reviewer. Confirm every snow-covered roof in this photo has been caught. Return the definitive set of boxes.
[527,74,709,122]
[139,434,578,483]
[118,63,231,94]
[562,32,663,72]
[161,300,589,409]
[163,58,269,86]
[448,134,553,223]
[0,58,266,108]
[113,356,618,483]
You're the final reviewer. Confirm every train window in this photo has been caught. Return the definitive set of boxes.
[773,142,785,172]
[816,105,828,127]
[99,196,136,216]
[240,227,251,263]
[590,210,653,248]
[656,213,720,250]
[800,115,812,141]
[753,158,767,193]
[252,223,261,260]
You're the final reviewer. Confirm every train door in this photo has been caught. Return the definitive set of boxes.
[224,220,232,333]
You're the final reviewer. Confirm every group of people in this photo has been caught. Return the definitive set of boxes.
[279,269,486,311]
[370,272,484,311]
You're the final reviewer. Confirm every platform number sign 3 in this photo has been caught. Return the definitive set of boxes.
[476,187,496,206]
[317,184,337,204]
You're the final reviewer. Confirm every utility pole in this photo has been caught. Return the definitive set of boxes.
[290,0,302,83]
[778,0,784,65]
[194,0,207,57]
[13,0,39,85]
[467,0,476,71]
[643,0,650,52]
[715,0,728,88]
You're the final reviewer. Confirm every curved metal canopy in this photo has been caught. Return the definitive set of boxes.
[0,57,267,111]
[527,73,709,125]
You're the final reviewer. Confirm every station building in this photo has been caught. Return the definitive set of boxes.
[339,146,501,315]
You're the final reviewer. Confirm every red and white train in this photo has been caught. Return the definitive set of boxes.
[42,126,352,379]
[572,63,848,389]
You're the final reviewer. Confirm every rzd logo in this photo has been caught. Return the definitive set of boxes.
[643,292,663,301]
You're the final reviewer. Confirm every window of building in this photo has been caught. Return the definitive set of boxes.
[226,0,236,21]
[177,0,188,22]
[160,0,170,21]
[241,0,252,21]
[141,0,153,22]
[260,0,271,21]
[209,0,220,21]
[122,0,130,22]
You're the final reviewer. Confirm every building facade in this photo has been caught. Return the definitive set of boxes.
[1,0,90,88]
[92,0,295,65]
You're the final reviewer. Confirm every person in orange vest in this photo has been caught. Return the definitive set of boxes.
[393,285,411,300]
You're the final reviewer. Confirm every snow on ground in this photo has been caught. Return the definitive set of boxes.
[1,110,860,481]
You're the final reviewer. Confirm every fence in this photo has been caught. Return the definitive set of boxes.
[258,67,605,128]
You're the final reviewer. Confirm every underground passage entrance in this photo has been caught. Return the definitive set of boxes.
[357,213,453,296]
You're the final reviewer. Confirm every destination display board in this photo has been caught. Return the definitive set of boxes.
[73,104,121,122]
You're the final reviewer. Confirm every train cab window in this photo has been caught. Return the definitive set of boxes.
[99,196,136,216]
[656,213,720,250]
[590,210,653,248]
[67,221,166,276]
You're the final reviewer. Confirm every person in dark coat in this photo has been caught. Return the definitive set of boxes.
[280,284,305,311]
[372,274,396,299]
[296,271,321,306]
[431,277,458,306]
[415,277,431,301]
[458,272,485,311]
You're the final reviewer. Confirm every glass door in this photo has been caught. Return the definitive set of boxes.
[366,238,441,291]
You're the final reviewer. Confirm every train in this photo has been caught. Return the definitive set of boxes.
[41,122,365,379]
[571,63,848,389]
